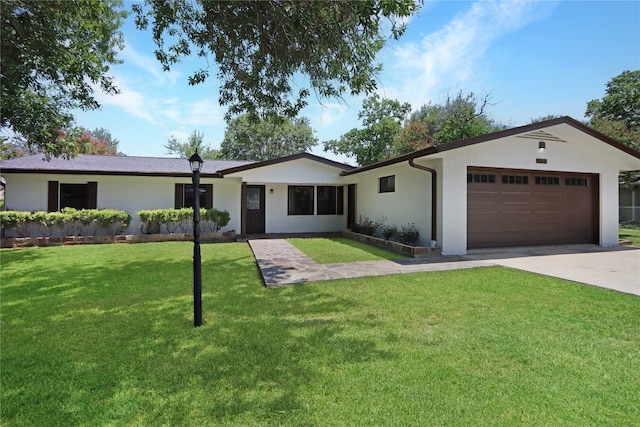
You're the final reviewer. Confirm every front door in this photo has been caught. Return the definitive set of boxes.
[246,185,266,234]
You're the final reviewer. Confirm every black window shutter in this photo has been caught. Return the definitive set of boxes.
[87,182,98,209]
[175,184,184,208]
[47,181,59,212]
[203,184,213,209]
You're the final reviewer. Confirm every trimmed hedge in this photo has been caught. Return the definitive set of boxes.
[136,208,230,235]
[0,208,131,237]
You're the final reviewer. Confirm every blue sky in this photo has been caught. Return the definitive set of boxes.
[73,0,640,164]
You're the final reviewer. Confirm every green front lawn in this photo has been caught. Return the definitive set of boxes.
[2,242,639,425]
[620,224,640,246]
[287,237,406,264]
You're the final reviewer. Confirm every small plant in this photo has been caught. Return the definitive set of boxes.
[353,216,379,236]
[397,222,420,246]
[30,211,52,237]
[137,210,163,234]
[381,224,398,241]
[202,208,231,233]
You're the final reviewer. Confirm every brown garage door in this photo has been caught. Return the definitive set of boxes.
[467,167,598,248]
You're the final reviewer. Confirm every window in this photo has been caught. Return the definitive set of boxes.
[317,186,337,215]
[565,177,588,186]
[467,174,496,183]
[501,175,529,184]
[535,176,560,185]
[379,175,395,193]
[174,183,213,209]
[288,186,314,215]
[316,186,344,215]
[48,181,97,211]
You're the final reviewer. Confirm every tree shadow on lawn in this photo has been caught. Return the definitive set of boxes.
[1,244,396,425]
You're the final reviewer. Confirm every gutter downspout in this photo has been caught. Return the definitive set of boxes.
[408,159,437,243]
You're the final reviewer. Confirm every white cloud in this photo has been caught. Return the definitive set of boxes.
[184,100,225,127]
[92,75,157,123]
[385,1,556,108]
[121,40,180,85]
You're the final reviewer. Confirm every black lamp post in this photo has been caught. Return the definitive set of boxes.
[189,151,204,327]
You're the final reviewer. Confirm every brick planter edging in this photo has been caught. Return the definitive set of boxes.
[1,232,236,249]
[343,231,440,258]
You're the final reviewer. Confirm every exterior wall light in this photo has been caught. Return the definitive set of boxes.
[538,141,546,152]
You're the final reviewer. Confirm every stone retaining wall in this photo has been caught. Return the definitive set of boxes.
[1,232,236,249]
[343,230,440,258]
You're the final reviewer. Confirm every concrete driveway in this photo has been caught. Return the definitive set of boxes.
[463,244,640,296]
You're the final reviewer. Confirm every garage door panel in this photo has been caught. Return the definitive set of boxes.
[467,168,597,248]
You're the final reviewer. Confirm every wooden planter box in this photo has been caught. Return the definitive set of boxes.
[343,230,440,258]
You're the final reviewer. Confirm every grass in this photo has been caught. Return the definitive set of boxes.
[2,242,640,426]
[620,223,640,246]
[286,237,406,264]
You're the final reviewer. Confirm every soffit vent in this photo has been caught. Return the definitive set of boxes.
[516,130,567,143]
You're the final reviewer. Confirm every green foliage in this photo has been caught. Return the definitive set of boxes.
[397,222,420,245]
[137,209,164,234]
[324,94,412,165]
[394,90,501,156]
[586,70,640,130]
[136,208,230,234]
[202,208,231,233]
[586,70,640,184]
[0,211,30,237]
[220,115,318,161]
[132,0,420,121]
[381,224,398,241]
[164,130,219,159]
[0,209,130,237]
[1,0,126,158]
[351,215,380,236]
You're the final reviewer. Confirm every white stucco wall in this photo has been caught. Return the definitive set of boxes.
[429,122,640,254]
[226,158,351,234]
[351,161,438,247]
[254,182,346,233]
[2,173,242,235]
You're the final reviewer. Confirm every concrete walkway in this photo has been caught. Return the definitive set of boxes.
[248,239,640,296]
[248,239,492,286]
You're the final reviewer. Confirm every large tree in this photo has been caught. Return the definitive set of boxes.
[132,0,420,120]
[393,91,500,156]
[164,131,220,159]
[324,94,411,166]
[586,70,640,152]
[220,116,317,161]
[1,0,126,158]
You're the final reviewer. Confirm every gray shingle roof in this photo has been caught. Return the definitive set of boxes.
[0,154,255,176]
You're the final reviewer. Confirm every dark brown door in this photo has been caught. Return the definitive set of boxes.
[246,185,265,234]
[467,167,598,248]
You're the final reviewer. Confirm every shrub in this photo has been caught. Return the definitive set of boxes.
[0,211,29,237]
[136,208,231,234]
[48,211,71,237]
[30,211,53,237]
[202,208,231,233]
[397,222,420,246]
[93,209,131,236]
[1,208,130,238]
[381,224,398,241]
[137,210,163,234]
[352,216,379,236]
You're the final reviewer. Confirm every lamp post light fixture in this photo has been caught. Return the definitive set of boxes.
[189,151,204,327]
